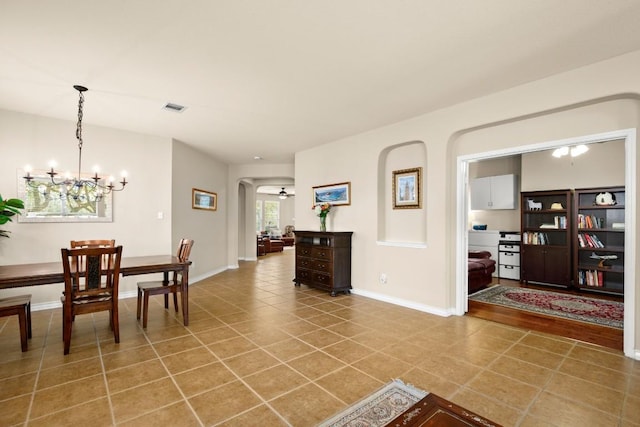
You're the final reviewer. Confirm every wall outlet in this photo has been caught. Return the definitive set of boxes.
[379,273,387,284]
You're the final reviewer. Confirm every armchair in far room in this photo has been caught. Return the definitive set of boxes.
[468,250,496,294]
[262,237,284,253]
[281,225,295,246]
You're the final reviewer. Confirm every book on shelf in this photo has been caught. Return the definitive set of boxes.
[578,233,604,248]
[523,231,550,245]
[577,214,602,229]
[579,269,603,287]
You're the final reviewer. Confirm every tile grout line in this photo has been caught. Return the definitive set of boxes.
[23,310,54,426]
[94,313,118,426]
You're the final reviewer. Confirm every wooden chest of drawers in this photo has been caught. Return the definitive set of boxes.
[293,231,353,296]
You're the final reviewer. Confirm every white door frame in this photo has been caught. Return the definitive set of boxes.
[455,128,637,359]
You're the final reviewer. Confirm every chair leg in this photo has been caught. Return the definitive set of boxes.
[142,291,150,328]
[173,290,179,313]
[17,309,28,352]
[136,287,142,320]
[112,303,120,344]
[63,305,72,355]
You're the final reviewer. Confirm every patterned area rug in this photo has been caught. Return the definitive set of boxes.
[469,285,623,329]
[319,379,427,427]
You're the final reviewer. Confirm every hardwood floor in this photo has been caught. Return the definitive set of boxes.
[467,279,624,351]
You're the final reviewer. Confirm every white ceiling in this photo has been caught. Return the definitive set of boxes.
[3,1,640,164]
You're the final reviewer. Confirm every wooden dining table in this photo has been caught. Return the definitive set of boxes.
[0,255,192,326]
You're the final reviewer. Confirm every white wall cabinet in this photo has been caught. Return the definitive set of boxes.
[470,174,517,210]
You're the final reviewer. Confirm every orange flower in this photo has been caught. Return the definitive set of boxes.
[313,203,331,217]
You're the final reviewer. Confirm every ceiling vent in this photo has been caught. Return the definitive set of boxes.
[163,102,186,113]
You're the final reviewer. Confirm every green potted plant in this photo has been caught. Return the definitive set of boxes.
[0,195,25,238]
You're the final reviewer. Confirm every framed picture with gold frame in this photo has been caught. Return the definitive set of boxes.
[392,167,422,209]
[192,188,217,211]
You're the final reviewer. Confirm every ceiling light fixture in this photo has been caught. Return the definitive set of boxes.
[552,144,589,158]
[278,188,288,199]
[23,85,128,201]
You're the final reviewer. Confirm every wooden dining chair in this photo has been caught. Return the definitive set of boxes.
[70,239,115,248]
[137,239,194,328]
[0,294,32,352]
[60,245,123,355]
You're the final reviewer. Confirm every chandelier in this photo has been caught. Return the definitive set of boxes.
[23,85,128,201]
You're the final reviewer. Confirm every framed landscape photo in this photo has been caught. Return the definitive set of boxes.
[192,188,217,211]
[313,182,351,206]
[392,167,422,209]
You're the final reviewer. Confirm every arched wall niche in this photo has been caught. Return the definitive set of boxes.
[377,140,427,245]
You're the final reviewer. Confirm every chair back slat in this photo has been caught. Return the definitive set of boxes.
[177,238,194,262]
[171,239,194,283]
[70,239,116,248]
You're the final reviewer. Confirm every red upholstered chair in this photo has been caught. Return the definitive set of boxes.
[468,250,496,294]
[0,294,32,352]
[136,239,194,328]
[61,245,123,354]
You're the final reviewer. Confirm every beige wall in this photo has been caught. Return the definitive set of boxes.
[171,140,229,281]
[521,139,625,191]
[296,50,640,356]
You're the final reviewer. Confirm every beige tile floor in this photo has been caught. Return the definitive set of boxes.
[0,248,639,426]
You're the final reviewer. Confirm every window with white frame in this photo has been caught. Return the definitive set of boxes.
[256,199,280,232]
[263,200,280,232]
[255,200,263,233]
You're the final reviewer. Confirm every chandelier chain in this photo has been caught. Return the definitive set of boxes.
[76,90,84,178]
[76,90,84,151]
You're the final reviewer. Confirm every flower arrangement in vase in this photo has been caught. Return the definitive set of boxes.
[313,203,331,232]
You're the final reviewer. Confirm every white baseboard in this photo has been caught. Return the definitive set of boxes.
[350,288,454,317]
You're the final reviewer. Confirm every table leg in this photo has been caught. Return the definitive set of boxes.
[163,271,169,309]
[181,266,189,326]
